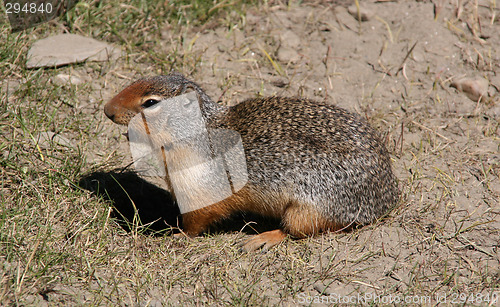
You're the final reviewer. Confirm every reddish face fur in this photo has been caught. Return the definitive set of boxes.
[104,80,163,125]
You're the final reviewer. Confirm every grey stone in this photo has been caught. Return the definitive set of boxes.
[277,46,300,63]
[27,34,121,68]
[347,4,374,22]
[35,131,73,148]
[52,73,85,86]
[450,78,489,102]
[334,6,360,31]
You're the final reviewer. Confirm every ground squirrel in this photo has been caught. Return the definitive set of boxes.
[104,73,399,251]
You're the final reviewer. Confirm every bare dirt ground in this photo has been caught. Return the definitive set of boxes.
[1,0,499,305]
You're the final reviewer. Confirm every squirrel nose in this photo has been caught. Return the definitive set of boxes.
[104,104,115,121]
[106,113,115,121]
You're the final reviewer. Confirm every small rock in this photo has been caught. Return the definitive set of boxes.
[334,6,360,30]
[313,283,331,294]
[271,78,289,88]
[1,79,20,96]
[52,73,84,86]
[277,46,300,63]
[450,78,489,102]
[411,50,424,62]
[35,132,72,148]
[27,34,121,68]
[347,4,373,22]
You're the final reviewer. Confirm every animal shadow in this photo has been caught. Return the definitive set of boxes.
[78,170,279,236]
[78,170,181,234]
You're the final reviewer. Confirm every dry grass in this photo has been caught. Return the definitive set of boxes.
[1,0,499,305]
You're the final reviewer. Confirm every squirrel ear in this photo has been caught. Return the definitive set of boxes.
[183,84,196,94]
[183,84,203,104]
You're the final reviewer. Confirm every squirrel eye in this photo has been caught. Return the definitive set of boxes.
[142,99,159,108]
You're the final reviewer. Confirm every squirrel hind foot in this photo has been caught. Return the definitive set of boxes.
[240,229,287,252]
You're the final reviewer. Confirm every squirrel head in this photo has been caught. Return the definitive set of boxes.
[104,73,216,125]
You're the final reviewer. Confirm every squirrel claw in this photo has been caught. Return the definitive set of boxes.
[240,229,287,252]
